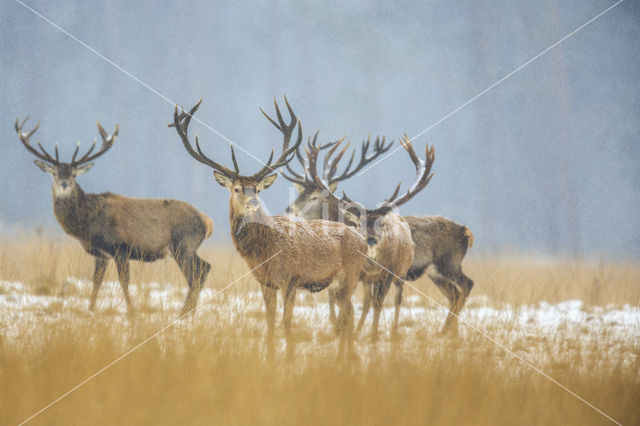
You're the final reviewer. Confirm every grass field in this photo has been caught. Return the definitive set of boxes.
[0,234,638,425]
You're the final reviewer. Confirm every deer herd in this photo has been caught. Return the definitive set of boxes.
[14,96,474,359]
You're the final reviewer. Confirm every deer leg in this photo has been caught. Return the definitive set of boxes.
[261,285,278,360]
[178,254,195,315]
[429,271,461,336]
[176,251,211,316]
[328,288,338,326]
[391,282,404,340]
[355,281,372,337]
[282,281,297,334]
[114,255,134,316]
[370,279,392,342]
[453,270,474,298]
[447,270,473,322]
[334,284,355,359]
[193,255,211,303]
[282,280,297,361]
[441,285,461,337]
[90,257,108,311]
[439,265,474,336]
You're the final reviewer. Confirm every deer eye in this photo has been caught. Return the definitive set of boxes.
[234,188,240,193]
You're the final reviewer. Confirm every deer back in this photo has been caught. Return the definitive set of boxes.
[235,215,366,289]
[59,192,212,259]
[403,215,471,272]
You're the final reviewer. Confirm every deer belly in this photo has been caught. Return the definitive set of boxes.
[300,280,332,293]
[89,234,168,262]
[405,264,429,281]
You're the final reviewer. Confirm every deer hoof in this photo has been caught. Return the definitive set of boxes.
[438,326,459,338]
[126,307,137,319]
[391,329,400,342]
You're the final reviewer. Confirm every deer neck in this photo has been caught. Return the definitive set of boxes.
[326,198,342,222]
[229,204,278,261]
[52,185,87,238]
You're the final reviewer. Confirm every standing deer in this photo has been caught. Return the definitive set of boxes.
[287,135,474,336]
[308,135,435,341]
[15,118,213,316]
[170,98,366,358]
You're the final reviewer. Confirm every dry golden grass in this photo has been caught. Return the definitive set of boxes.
[0,234,639,425]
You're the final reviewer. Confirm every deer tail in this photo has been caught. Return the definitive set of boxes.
[461,226,474,248]
[202,214,214,240]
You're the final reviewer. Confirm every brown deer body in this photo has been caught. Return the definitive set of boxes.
[15,119,213,316]
[230,208,364,295]
[403,215,473,334]
[171,98,366,358]
[356,211,414,340]
[287,135,474,336]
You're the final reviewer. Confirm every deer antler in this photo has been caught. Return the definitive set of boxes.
[311,133,434,216]
[70,122,118,166]
[371,134,434,214]
[282,131,344,186]
[15,117,59,164]
[321,138,350,182]
[254,96,303,180]
[170,100,239,179]
[326,135,393,184]
[171,97,303,180]
[16,117,118,166]
[306,141,365,212]
[284,134,392,189]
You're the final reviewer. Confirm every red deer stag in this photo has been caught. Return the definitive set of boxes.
[15,118,213,316]
[287,135,473,335]
[170,98,366,358]
[309,135,435,341]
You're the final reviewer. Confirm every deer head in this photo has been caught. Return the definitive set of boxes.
[281,131,340,218]
[15,117,118,198]
[170,97,302,219]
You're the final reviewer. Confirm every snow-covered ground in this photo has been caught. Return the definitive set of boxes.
[1,278,638,369]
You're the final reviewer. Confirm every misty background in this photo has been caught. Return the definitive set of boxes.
[1,0,638,258]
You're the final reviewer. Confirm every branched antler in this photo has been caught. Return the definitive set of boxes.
[326,135,393,183]
[255,96,303,180]
[371,134,434,214]
[15,118,117,165]
[170,99,239,178]
[15,117,58,164]
[170,96,303,180]
[283,133,392,189]
[306,141,364,210]
[309,133,434,215]
[70,122,118,166]
[282,131,344,185]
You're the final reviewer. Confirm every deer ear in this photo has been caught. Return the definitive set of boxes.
[34,160,56,175]
[342,209,361,227]
[74,163,94,176]
[257,174,277,191]
[329,181,338,192]
[213,171,233,189]
[293,183,305,193]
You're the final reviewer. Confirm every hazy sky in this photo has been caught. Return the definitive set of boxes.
[1,0,638,258]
